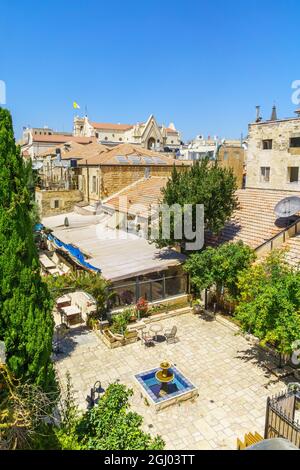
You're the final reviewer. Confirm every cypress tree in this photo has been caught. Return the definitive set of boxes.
[0,108,55,391]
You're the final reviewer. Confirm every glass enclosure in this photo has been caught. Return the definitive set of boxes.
[109,270,188,310]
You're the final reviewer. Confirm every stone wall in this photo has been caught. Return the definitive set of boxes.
[101,165,177,198]
[218,146,245,189]
[246,118,300,191]
[36,188,83,216]
[79,164,186,202]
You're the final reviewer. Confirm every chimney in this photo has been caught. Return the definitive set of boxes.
[270,105,277,121]
[255,105,262,122]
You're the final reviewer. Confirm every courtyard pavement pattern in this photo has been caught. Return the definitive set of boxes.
[54,313,288,450]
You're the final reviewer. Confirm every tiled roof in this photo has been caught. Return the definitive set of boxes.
[282,234,300,267]
[39,141,109,160]
[165,127,179,134]
[84,143,188,166]
[104,176,168,218]
[90,122,133,131]
[206,189,300,250]
[32,134,94,144]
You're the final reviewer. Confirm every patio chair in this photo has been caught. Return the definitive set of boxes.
[164,325,178,344]
[140,330,154,347]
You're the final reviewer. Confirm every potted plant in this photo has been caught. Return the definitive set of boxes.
[135,297,149,320]
[192,299,203,314]
[87,316,99,330]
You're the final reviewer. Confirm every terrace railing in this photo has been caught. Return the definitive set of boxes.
[265,391,300,448]
[256,218,300,258]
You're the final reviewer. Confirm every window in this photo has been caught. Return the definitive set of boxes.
[95,132,99,139]
[290,137,300,148]
[260,166,270,182]
[92,176,97,193]
[105,136,108,141]
[119,137,122,142]
[288,166,299,183]
[51,199,60,209]
[262,139,273,150]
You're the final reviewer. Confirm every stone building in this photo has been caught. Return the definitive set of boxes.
[20,126,94,158]
[178,136,245,189]
[246,107,300,191]
[77,143,188,203]
[217,145,245,189]
[37,142,189,215]
[73,114,181,151]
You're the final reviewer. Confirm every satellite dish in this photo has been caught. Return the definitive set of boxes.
[274,196,300,218]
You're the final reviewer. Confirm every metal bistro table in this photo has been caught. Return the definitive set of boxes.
[150,323,162,342]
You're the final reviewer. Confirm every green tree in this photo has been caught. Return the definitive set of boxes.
[235,250,300,360]
[184,241,255,300]
[0,108,55,391]
[45,270,111,317]
[154,158,237,250]
[56,383,165,450]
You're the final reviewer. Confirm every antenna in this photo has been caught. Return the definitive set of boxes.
[274,196,300,219]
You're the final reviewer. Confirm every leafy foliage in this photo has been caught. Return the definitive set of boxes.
[45,270,111,317]
[184,241,255,299]
[0,108,55,391]
[154,158,237,250]
[111,310,132,335]
[0,364,58,449]
[56,382,165,450]
[235,250,300,355]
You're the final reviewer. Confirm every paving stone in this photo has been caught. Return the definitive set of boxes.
[54,313,286,450]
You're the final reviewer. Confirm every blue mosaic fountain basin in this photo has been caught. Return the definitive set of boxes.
[135,366,198,409]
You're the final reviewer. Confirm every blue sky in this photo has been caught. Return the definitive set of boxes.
[1,0,300,140]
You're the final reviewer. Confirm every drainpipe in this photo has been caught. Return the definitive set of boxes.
[86,159,90,203]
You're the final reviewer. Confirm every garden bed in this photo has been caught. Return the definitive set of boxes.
[96,328,139,349]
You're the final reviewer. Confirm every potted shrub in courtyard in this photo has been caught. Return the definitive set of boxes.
[111,310,132,336]
[87,316,99,330]
[135,297,149,320]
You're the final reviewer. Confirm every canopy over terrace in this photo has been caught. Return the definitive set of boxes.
[42,212,186,282]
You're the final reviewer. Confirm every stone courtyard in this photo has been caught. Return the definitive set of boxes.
[54,312,288,450]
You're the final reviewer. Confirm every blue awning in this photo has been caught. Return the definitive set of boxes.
[48,234,101,273]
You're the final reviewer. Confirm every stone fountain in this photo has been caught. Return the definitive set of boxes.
[155,361,175,397]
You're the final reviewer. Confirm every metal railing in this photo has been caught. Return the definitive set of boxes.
[265,391,300,448]
[256,218,300,257]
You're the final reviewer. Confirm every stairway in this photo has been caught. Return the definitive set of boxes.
[237,432,263,450]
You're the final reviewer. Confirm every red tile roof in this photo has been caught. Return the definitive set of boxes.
[84,143,188,166]
[206,189,300,250]
[32,134,94,144]
[90,122,133,131]
[39,141,109,160]
[282,232,300,267]
[165,127,179,134]
[104,177,168,218]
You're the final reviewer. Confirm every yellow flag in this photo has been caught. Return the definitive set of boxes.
[73,101,80,109]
